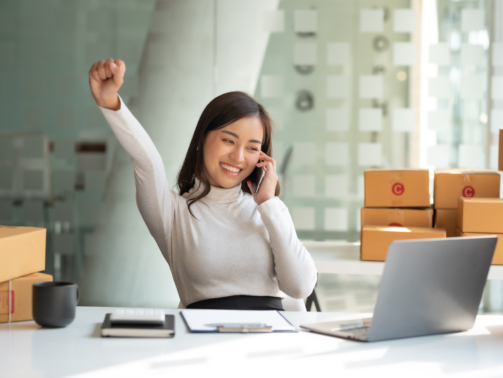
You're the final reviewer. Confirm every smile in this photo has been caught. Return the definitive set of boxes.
[220,163,242,175]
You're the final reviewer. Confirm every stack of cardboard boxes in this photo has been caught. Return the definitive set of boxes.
[0,226,52,323]
[457,198,503,264]
[434,169,500,237]
[360,169,446,261]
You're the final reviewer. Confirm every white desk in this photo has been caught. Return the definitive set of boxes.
[2,307,503,377]
[305,240,503,280]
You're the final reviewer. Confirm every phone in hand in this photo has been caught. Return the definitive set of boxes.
[251,166,266,195]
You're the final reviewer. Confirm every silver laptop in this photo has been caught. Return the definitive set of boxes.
[301,236,497,342]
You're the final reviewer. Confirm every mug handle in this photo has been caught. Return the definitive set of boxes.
[76,285,80,305]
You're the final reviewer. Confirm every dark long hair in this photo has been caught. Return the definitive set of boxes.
[176,91,280,216]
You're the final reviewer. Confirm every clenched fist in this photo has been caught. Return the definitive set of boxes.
[88,58,126,111]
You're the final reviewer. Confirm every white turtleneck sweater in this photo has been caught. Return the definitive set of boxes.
[99,96,317,307]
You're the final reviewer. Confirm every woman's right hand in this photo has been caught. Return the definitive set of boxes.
[88,58,126,111]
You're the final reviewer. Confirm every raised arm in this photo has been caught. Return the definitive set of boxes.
[257,198,318,299]
[88,58,176,264]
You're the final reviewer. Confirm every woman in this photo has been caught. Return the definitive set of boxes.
[88,58,317,311]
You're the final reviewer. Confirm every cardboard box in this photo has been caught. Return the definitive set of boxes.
[0,273,53,323]
[361,208,433,228]
[435,209,458,237]
[434,169,500,209]
[457,229,503,265]
[361,225,446,261]
[458,198,503,233]
[364,169,430,208]
[0,226,46,283]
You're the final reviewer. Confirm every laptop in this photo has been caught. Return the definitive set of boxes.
[301,236,497,342]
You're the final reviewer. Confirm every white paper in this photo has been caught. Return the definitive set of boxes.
[261,75,283,98]
[392,108,415,132]
[294,10,317,33]
[427,145,450,168]
[360,9,383,33]
[461,44,484,65]
[294,42,317,65]
[428,77,450,98]
[358,143,382,166]
[429,44,451,65]
[324,208,348,231]
[292,175,315,197]
[393,9,416,32]
[461,9,485,32]
[327,43,350,65]
[293,142,316,166]
[428,110,450,131]
[460,76,484,99]
[359,75,383,99]
[491,77,503,100]
[359,108,382,131]
[326,108,349,131]
[325,175,348,198]
[327,75,349,99]
[181,310,296,332]
[292,207,315,230]
[492,43,503,66]
[490,144,498,170]
[458,144,485,169]
[491,109,503,133]
[263,10,285,33]
[393,42,415,66]
[325,142,349,166]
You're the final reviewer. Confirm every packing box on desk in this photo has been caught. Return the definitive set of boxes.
[364,169,430,208]
[458,198,503,233]
[0,273,52,323]
[361,225,446,262]
[361,208,433,229]
[457,229,503,265]
[0,226,46,283]
[435,209,458,237]
[434,169,500,209]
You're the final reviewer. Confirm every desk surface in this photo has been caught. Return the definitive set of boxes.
[2,307,503,378]
[305,240,503,280]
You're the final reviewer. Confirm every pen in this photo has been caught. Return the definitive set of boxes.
[205,323,269,328]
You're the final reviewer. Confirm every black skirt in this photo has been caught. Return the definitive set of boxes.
[186,295,284,311]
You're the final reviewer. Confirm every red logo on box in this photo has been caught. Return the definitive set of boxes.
[389,222,403,227]
[392,183,405,196]
[462,186,475,197]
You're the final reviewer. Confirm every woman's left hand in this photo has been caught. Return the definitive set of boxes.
[247,151,278,205]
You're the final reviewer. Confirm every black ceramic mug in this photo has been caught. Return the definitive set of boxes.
[32,282,80,328]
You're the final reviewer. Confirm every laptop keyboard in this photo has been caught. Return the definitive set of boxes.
[344,326,370,340]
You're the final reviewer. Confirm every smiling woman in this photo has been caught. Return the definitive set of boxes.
[177,91,280,212]
[89,58,317,311]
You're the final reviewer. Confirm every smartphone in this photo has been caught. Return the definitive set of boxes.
[251,166,266,195]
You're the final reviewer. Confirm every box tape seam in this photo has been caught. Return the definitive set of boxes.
[8,280,11,323]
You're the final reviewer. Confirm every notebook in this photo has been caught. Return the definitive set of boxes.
[101,313,175,338]
[180,310,297,333]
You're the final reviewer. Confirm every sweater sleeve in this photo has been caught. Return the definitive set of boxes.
[257,197,318,299]
[98,95,177,266]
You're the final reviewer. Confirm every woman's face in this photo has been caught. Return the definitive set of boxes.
[203,116,264,188]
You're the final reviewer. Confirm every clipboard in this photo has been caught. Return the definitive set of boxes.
[180,310,297,333]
